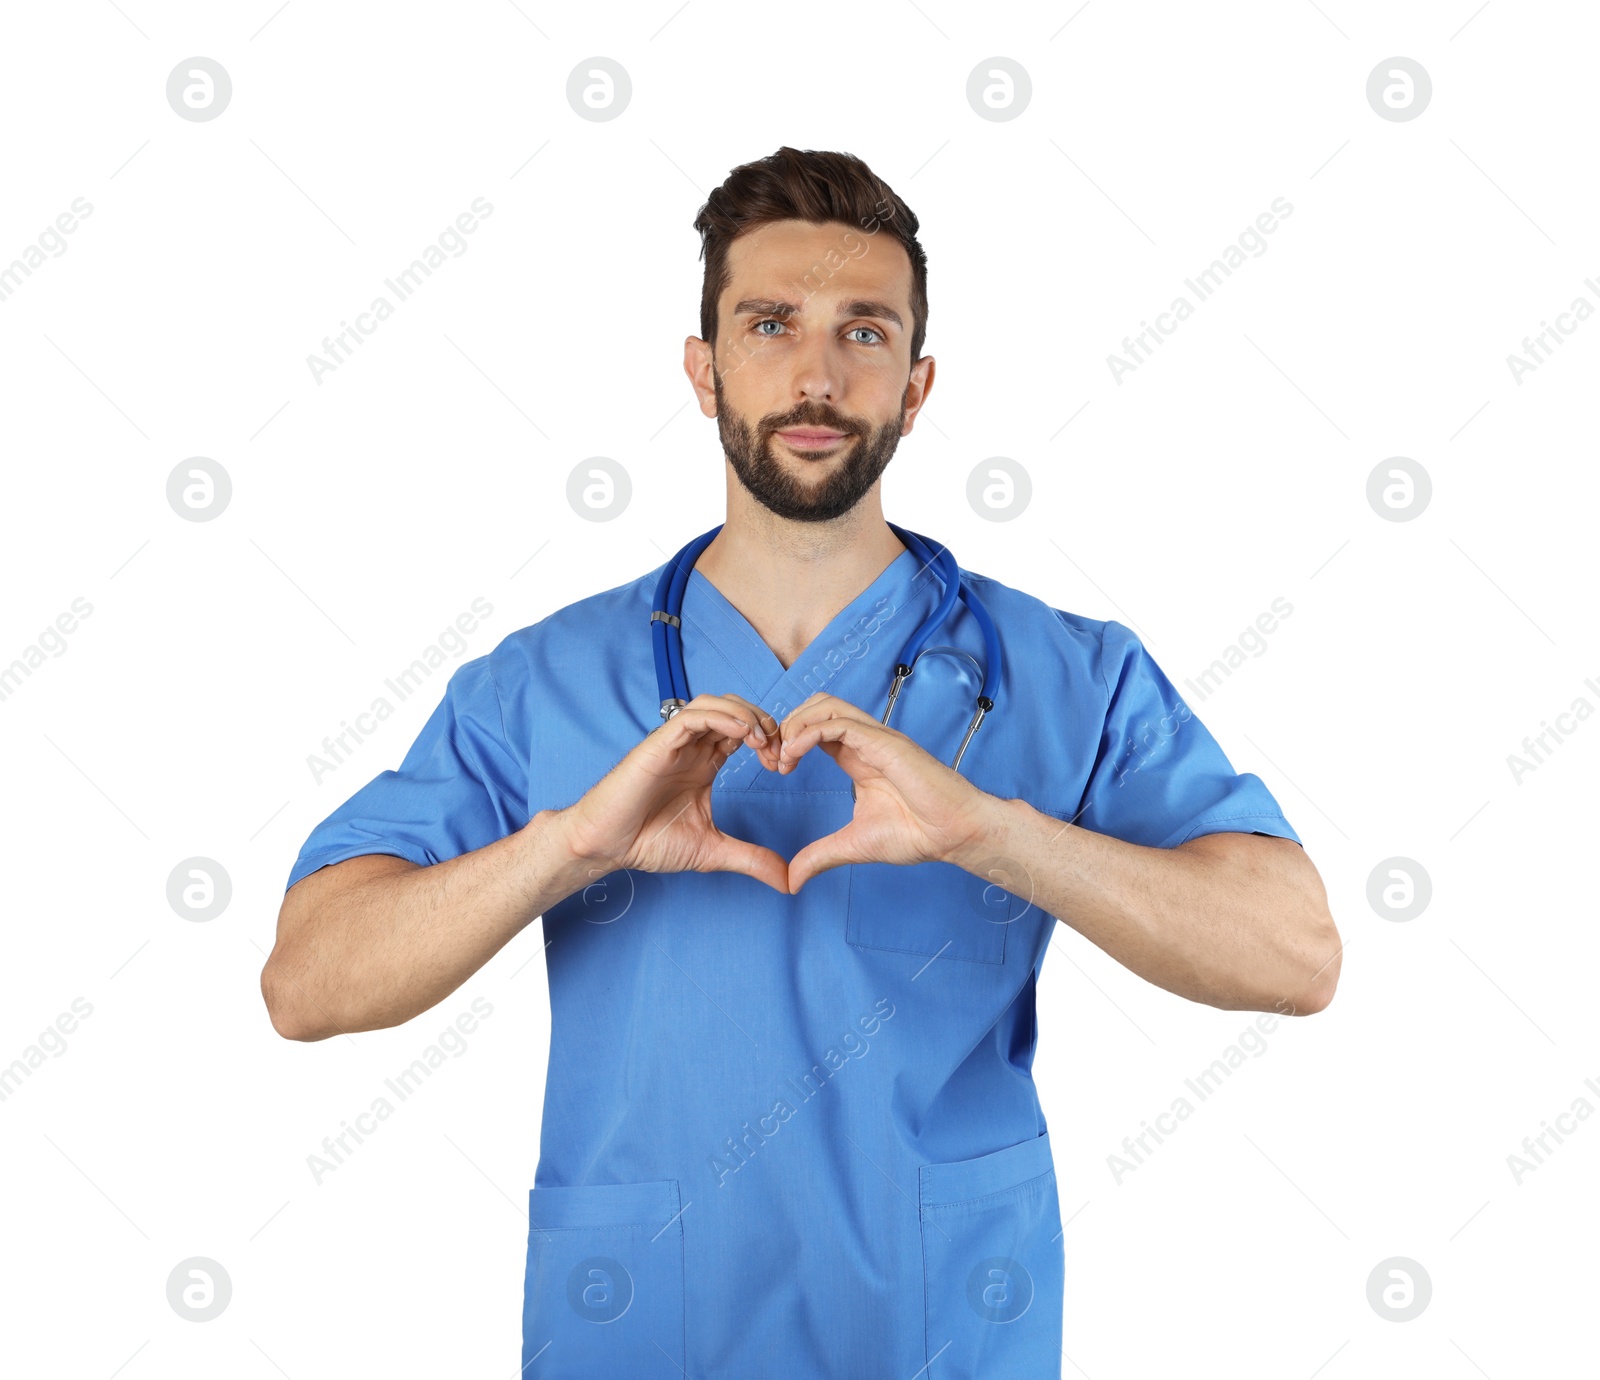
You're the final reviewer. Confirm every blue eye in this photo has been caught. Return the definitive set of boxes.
[750,319,884,344]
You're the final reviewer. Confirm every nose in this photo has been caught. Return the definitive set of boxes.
[788,332,843,408]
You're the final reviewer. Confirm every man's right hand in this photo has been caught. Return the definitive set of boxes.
[266,693,787,1040]
[556,693,789,893]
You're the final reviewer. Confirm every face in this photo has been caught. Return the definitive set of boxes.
[687,218,934,523]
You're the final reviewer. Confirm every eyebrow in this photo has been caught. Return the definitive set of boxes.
[732,297,904,331]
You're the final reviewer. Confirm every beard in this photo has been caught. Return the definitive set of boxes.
[713,367,906,523]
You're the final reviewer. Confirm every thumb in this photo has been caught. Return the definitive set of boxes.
[786,828,862,895]
[703,834,792,895]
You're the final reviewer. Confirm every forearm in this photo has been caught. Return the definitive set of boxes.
[263,808,595,1040]
[952,796,1340,1014]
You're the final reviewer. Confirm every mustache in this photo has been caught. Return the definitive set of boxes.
[764,409,866,436]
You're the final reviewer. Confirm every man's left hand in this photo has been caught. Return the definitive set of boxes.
[774,692,997,893]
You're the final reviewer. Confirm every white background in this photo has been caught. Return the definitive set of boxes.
[1,1,1595,1375]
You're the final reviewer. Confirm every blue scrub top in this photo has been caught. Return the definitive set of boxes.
[286,545,1300,1378]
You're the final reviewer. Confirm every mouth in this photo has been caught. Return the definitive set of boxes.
[775,428,850,451]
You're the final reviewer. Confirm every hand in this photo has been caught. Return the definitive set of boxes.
[559,693,790,894]
[775,692,995,894]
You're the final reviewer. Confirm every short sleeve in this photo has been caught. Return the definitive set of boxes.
[1072,618,1301,850]
[285,652,528,891]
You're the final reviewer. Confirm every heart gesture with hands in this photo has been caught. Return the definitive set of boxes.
[774,692,992,893]
[557,690,995,896]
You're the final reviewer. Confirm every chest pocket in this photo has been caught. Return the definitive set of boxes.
[846,857,1024,965]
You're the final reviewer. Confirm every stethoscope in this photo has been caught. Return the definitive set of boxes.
[650,522,1001,779]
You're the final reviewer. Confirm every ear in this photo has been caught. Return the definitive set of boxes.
[683,336,717,418]
[900,354,936,435]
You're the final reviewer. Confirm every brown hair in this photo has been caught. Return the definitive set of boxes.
[692,146,929,366]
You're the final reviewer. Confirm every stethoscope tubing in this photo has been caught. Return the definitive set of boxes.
[651,522,999,776]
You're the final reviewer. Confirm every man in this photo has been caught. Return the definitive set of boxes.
[264,146,1340,1378]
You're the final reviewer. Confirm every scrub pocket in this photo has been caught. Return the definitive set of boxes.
[521,1179,686,1379]
[919,1132,1064,1380]
[847,858,1022,964]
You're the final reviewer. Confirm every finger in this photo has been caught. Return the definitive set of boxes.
[717,693,782,771]
[780,712,892,775]
[703,834,792,895]
[682,693,770,744]
[651,712,765,783]
[777,696,879,770]
[718,692,779,740]
[689,692,773,741]
[786,827,866,894]
[660,707,757,755]
[779,694,876,735]
[777,691,851,736]
[682,694,783,773]
[662,699,771,760]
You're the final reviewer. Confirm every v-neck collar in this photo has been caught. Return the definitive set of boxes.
[679,544,942,715]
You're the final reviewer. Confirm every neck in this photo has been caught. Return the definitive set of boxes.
[694,475,906,671]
